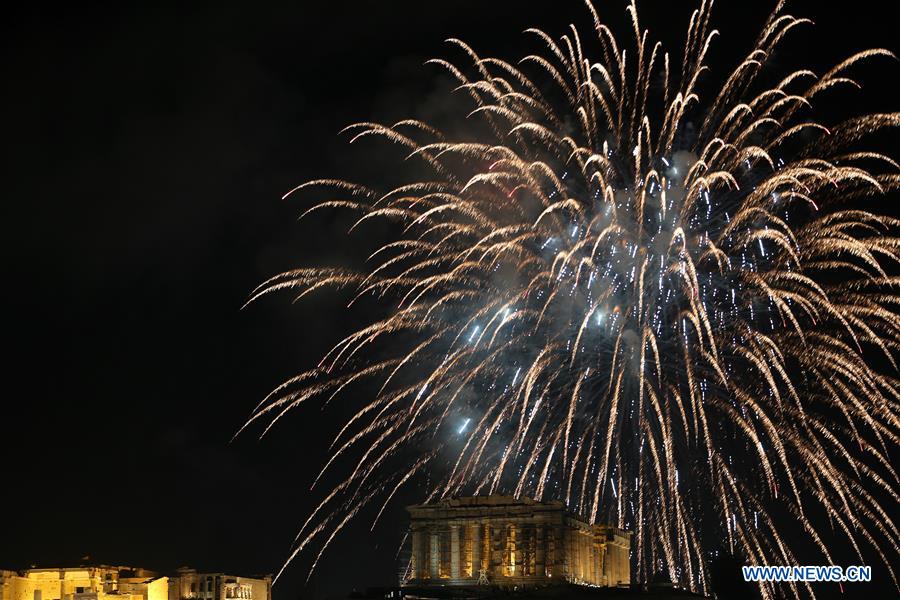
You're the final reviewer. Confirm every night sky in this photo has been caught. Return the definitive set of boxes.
[2,2,897,599]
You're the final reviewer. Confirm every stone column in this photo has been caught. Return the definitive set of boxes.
[603,539,613,583]
[572,529,584,579]
[470,523,482,578]
[550,525,564,577]
[491,524,505,579]
[578,529,588,581]
[586,533,593,582]
[509,523,518,576]
[587,534,593,579]
[430,530,440,579]
[584,533,591,583]
[613,540,623,584]
[597,542,606,586]
[450,524,461,579]
[535,524,545,578]
[411,529,423,579]
[572,530,579,580]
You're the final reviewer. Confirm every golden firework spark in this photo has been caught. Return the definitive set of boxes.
[244,1,900,597]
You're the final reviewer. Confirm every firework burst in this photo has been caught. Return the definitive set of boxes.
[244,1,900,596]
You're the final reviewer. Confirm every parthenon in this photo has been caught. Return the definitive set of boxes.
[404,496,631,589]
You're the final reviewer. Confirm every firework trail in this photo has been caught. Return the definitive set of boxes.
[244,1,900,596]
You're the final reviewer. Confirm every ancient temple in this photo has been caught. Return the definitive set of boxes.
[403,496,631,590]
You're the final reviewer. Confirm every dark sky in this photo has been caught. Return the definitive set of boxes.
[2,2,897,600]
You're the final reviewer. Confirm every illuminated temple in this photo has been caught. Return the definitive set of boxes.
[0,567,270,600]
[403,496,631,591]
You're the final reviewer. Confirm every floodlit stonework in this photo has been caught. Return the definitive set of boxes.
[0,567,166,600]
[0,568,269,600]
[167,568,270,600]
[403,496,631,590]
